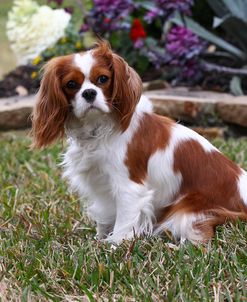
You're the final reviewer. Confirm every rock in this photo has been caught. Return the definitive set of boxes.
[217,97,247,127]
[145,93,218,125]
[15,85,28,96]
[143,80,170,91]
[191,127,226,139]
[145,88,247,128]
[0,95,34,130]
[0,86,246,131]
[146,87,231,99]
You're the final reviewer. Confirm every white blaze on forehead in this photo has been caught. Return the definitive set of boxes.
[74,51,95,78]
[71,50,110,118]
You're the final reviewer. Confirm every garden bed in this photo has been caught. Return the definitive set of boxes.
[1,0,247,137]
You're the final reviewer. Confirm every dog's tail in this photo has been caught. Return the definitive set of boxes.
[193,206,247,242]
[155,193,247,243]
[205,206,247,224]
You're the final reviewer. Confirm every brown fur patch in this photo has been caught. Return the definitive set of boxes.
[31,54,83,148]
[174,139,243,211]
[125,113,173,184]
[156,192,247,242]
[89,64,113,106]
[156,140,247,242]
[92,41,143,130]
[62,69,84,100]
[92,41,114,108]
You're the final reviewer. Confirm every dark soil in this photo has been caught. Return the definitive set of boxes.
[0,62,243,98]
[0,65,40,98]
[0,65,165,98]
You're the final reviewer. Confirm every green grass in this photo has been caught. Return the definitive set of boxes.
[0,131,247,301]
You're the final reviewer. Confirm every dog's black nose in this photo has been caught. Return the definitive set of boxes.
[82,89,97,103]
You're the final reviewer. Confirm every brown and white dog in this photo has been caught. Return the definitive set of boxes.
[32,41,247,244]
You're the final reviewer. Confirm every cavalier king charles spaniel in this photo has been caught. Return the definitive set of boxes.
[32,41,247,244]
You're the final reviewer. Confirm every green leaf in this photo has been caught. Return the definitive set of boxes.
[134,1,156,11]
[207,0,247,53]
[213,15,247,53]
[221,0,247,23]
[207,0,228,17]
[136,55,149,74]
[145,37,158,47]
[172,13,246,61]
[212,15,231,28]
[230,76,244,96]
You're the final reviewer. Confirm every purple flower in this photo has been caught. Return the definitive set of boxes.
[145,50,166,68]
[166,26,204,60]
[145,0,194,22]
[79,24,90,33]
[92,0,133,22]
[64,6,74,14]
[155,0,194,15]
[85,0,133,33]
[166,25,206,78]
[93,0,133,13]
[133,38,145,49]
[182,59,199,77]
[144,7,163,23]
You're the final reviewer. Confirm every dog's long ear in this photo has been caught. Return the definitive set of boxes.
[111,53,143,131]
[31,57,70,148]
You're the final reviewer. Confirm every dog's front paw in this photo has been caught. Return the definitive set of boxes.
[96,223,113,240]
[103,230,135,245]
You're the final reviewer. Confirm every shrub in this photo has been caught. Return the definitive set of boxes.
[28,0,206,83]
[6,0,71,65]
[6,0,247,93]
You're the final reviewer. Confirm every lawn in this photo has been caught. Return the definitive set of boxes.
[0,131,247,301]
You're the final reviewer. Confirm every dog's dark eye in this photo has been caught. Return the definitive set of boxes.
[97,75,109,84]
[66,80,78,89]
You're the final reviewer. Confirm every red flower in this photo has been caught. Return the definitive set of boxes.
[130,19,147,42]
[104,17,111,23]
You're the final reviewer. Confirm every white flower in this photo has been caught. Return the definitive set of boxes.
[6,0,71,65]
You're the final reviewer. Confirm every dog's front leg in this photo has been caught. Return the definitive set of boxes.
[104,183,154,245]
[96,223,114,240]
[87,199,116,239]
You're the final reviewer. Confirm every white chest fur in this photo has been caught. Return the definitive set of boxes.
[62,120,126,199]
[62,97,157,243]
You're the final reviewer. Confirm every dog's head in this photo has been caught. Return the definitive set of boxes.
[32,41,142,148]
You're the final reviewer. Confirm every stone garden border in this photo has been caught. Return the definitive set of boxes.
[145,88,247,127]
[0,86,246,132]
